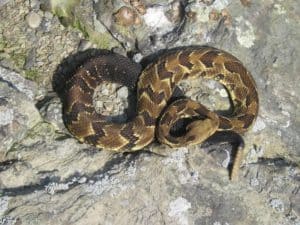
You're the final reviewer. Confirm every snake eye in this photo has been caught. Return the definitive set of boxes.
[215,74,225,81]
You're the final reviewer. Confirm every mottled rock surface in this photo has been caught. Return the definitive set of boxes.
[0,0,299,225]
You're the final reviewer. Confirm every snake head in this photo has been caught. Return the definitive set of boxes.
[185,116,219,145]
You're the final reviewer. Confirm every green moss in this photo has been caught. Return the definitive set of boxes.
[0,38,7,52]
[73,18,89,37]
[51,0,80,18]
[7,122,56,155]
[10,51,27,68]
[0,24,27,68]
[49,0,121,49]
[88,29,116,49]
[28,122,56,138]
[0,33,27,68]
[115,24,134,37]
[71,14,116,49]
[25,69,39,81]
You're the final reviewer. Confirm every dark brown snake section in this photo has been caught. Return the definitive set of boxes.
[62,46,259,153]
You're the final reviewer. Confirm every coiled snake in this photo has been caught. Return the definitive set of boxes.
[62,46,258,178]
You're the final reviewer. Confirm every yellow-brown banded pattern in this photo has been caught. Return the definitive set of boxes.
[62,46,258,153]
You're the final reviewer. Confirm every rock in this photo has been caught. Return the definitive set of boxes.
[269,198,285,213]
[235,17,255,48]
[39,97,66,131]
[0,67,38,100]
[77,39,95,51]
[0,106,13,126]
[0,0,10,8]
[93,0,185,53]
[0,0,81,86]
[0,75,42,154]
[0,0,299,224]
[117,86,129,99]
[143,6,174,32]
[113,6,140,26]
[25,11,42,29]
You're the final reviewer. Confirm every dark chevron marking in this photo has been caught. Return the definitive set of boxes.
[178,51,194,70]
[140,111,156,126]
[120,123,139,149]
[62,47,258,156]
[157,61,173,80]
[139,85,165,104]
[200,50,220,68]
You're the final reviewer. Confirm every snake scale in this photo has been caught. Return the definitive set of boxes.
[62,46,258,156]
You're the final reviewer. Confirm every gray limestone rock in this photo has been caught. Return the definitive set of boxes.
[0,67,41,155]
[0,0,299,225]
[0,67,38,100]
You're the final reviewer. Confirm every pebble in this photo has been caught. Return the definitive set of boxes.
[133,53,143,63]
[219,89,228,97]
[117,87,129,99]
[78,39,94,51]
[29,0,40,8]
[26,12,42,29]
[95,100,103,109]
[143,6,173,31]
[114,6,139,26]
[78,177,87,184]
[102,88,109,95]
[104,102,113,111]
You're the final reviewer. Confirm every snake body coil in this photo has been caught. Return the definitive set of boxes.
[62,47,258,151]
